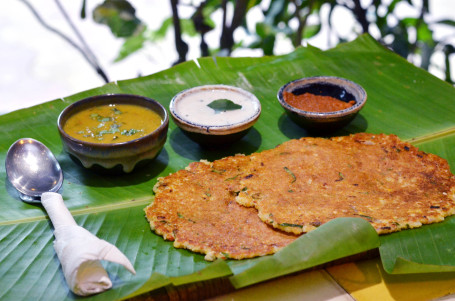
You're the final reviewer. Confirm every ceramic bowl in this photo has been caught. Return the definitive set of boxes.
[57,94,169,173]
[170,85,261,147]
[277,76,367,133]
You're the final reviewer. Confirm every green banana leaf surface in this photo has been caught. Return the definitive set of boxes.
[1,34,455,300]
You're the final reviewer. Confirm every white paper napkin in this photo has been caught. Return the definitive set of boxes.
[41,192,136,296]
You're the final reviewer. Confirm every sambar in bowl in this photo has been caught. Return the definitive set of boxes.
[58,94,169,173]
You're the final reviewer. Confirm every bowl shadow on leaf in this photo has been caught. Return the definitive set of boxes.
[169,127,262,162]
[57,148,169,188]
[278,112,368,139]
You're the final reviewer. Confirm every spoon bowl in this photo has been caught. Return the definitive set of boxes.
[5,138,63,202]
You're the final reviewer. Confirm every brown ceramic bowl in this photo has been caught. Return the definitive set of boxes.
[170,85,261,147]
[277,76,367,133]
[57,94,169,173]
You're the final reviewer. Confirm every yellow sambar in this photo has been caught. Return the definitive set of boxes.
[63,104,163,143]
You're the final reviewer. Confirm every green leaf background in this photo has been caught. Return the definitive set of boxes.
[1,34,455,300]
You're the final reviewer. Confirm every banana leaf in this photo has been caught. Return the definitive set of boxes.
[1,34,455,300]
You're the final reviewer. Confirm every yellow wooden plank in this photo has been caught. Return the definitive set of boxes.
[210,269,353,301]
[327,258,455,301]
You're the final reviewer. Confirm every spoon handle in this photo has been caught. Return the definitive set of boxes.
[41,192,77,228]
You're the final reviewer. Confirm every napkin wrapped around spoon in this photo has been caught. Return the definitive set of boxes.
[41,192,136,296]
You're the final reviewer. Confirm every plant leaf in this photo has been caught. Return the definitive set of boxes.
[230,218,379,288]
[1,34,455,300]
[207,99,242,114]
[114,26,147,62]
[93,0,141,38]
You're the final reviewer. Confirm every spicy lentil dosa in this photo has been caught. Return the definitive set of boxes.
[144,155,297,261]
[236,133,455,234]
[145,133,455,260]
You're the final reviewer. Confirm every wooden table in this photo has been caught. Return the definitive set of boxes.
[130,252,455,301]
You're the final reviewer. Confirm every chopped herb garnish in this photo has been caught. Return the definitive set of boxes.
[225,174,241,181]
[207,99,242,114]
[121,129,142,136]
[284,167,296,183]
[335,172,344,181]
[279,223,303,228]
[98,127,120,136]
[112,107,122,114]
[177,212,196,223]
[90,113,113,122]
[231,190,240,196]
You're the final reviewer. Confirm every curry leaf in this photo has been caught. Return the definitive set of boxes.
[207,99,242,114]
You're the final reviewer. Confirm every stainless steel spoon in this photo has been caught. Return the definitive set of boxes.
[5,138,63,202]
[5,138,135,296]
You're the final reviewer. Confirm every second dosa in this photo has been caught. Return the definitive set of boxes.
[235,133,455,234]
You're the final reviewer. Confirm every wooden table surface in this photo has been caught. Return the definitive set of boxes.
[129,252,455,301]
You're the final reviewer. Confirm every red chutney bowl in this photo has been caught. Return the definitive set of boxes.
[277,76,367,133]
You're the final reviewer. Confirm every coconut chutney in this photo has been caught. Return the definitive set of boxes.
[171,85,261,127]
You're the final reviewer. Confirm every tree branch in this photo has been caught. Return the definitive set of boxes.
[220,0,248,55]
[351,0,369,34]
[19,0,109,83]
[170,0,189,65]
[409,0,429,68]
[54,0,109,82]
[192,1,210,57]
[291,0,315,47]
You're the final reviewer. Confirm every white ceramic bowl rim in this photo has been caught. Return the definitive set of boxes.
[277,76,367,118]
[170,84,262,131]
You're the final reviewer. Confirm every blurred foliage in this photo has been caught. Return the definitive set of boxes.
[90,0,454,83]
[92,0,142,37]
